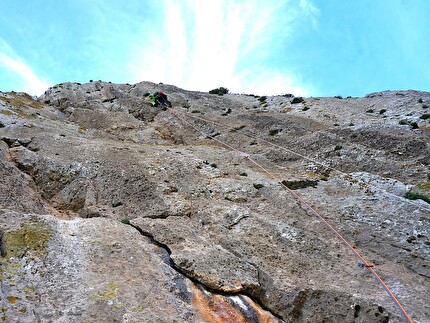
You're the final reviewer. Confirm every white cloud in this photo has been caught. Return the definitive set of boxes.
[127,0,318,95]
[0,50,50,96]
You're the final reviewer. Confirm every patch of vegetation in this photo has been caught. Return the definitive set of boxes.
[0,121,5,128]
[210,163,217,168]
[348,123,354,126]
[120,218,131,225]
[1,94,43,110]
[379,109,387,114]
[281,179,319,190]
[191,110,201,114]
[0,222,52,279]
[423,104,429,109]
[334,145,343,151]
[253,183,264,189]
[417,182,430,190]
[92,283,120,302]
[419,113,430,120]
[410,122,419,129]
[240,172,248,176]
[268,129,280,136]
[333,123,340,126]
[334,95,343,99]
[143,92,150,97]
[404,191,430,204]
[418,98,423,103]
[399,120,409,125]
[259,96,267,101]
[366,109,374,113]
[302,106,309,111]
[209,87,229,95]
[291,97,304,104]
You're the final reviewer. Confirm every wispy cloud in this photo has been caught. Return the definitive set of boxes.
[0,39,50,95]
[127,0,318,96]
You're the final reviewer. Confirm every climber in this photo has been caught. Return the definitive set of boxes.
[149,91,172,110]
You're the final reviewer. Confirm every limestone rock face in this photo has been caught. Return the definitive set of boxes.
[1,84,429,322]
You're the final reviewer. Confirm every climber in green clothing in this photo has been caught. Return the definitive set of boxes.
[148,91,172,110]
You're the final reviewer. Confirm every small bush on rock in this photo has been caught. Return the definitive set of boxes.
[291,97,304,104]
[209,87,229,95]
[281,179,319,190]
[404,192,430,204]
[269,129,280,136]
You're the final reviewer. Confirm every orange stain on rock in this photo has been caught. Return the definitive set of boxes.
[191,283,276,323]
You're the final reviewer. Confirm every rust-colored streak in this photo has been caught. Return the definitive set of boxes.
[191,283,276,323]
[192,284,245,323]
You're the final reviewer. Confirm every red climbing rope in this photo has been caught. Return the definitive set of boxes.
[176,110,430,212]
[167,107,414,323]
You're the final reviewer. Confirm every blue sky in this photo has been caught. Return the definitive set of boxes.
[0,0,429,97]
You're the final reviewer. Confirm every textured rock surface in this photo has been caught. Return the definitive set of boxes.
[1,83,429,322]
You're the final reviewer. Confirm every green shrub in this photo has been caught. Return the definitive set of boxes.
[404,192,430,204]
[253,183,264,189]
[209,87,229,95]
[379,109,387,114]
[120,218,131,225]
[240,172,248,176]
[418,98,423,103]
[366,109,374,113]
[0,121,4,128]
[399,120,409,125]
[191,110,201,114]
[410,122,419,129]
[281,179,318,190]
[419,114,430,120]
[302,106,309,111]
[269,129,280,136]
[291,97,304,104]
[334,95,343,99]
[423,104,429,109]
[334,145,343,151]
[258,96,267,102]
